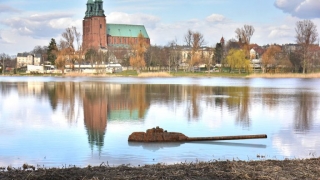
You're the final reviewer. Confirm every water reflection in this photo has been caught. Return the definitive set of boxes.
[188,141,267,149]
[83,84,108,151]
[45,82,79,124]
[108,84,150,121]
[260,88,318,132]
[0,79,319,166]
[128,142,183,151]
[294,91,317,132]
[1,81,318,133]
[128,141,266,151]
[225,87,251,128]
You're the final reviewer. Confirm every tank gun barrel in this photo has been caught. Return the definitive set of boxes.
[128,127,267,142]
[186,134,267,141]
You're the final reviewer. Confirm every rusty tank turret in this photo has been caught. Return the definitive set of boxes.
[128,126,267,142]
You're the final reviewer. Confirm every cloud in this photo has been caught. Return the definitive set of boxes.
[0,4,20,14]
[107,12,160,29]
[273,128,320,158]
[274,0,320,19]
[0,9,302,55]
[0,29,50,54]
[105,11,297,47]
[0,31,15,44]
[205,14,226,23]
[0,12,80,39]
[29,13,74,22]
[268,25,292,39]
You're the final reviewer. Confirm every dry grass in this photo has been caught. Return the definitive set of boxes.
[65,71,172,77]
[1,158,320,179]
[138,72,172,77]
[247,72,320,78]
[65,72,91,77]
[64,72,114,77]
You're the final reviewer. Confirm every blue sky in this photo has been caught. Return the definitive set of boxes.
[0,0,319,55]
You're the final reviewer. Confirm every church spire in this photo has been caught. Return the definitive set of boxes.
[85,0,105,18]
[220,36,225,45]
[85,0,94,18]
[94,0,105,17]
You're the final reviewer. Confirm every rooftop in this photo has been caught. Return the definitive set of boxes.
[107,24,149,39]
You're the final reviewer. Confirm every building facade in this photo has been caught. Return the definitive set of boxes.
[16,53,41,68]
[82,0,150,51]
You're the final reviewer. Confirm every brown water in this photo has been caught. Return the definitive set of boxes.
[0,76,319,168]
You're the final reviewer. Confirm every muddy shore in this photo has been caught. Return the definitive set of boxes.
[1,158,319,180]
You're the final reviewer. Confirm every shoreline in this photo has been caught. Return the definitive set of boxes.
[1,157,319,179]
[2,72,320,78]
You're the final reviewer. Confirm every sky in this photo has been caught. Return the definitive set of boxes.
[0,0,320,56]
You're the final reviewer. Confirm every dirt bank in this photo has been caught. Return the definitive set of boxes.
[1,158,319,180]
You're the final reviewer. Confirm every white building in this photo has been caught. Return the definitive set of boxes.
[16,53,42,68]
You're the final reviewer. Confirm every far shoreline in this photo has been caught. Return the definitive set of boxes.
[1,71,320,78]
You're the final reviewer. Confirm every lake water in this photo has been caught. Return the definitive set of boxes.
[0,76,320,168]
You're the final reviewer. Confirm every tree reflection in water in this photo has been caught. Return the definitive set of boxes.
[6,80,316,151]
[225,87,251,128]
[46,82,80,124]
[294,91,317,132]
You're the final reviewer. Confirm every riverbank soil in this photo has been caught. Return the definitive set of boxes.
[1,158,319,179]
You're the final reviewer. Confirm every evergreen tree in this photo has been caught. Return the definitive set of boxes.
[47,38,58,65]
[215,43,223,64]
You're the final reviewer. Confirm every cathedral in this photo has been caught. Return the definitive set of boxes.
[82,0,150,51]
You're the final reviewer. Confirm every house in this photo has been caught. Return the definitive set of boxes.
[17,53,42,68]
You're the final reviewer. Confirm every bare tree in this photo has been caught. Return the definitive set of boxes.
[235,25,255,58]
[189,31,205,72]
[261,45,282,73]
[0,53,11,74]
[31,45,48,54]
[55,42,70,74]
[31,45,48,64]
[295,19,318,73]
[203,47,214,73]
[85,48,98,67]
[184,29,193,47]
[225,38,241,51]
[167,39,180,73]
[62,27,75,50]
[146,45,162,71]
[59,26,83,71]
[235,25,255,45]
[72,27,82,69]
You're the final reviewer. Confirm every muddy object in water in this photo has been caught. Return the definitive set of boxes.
[128,127,188,142]
[128,126,267,142]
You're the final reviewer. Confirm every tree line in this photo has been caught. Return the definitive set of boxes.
[3,19,318,74]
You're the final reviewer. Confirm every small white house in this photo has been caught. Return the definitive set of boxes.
[106,63,122,73]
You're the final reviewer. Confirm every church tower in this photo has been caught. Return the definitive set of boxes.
[220,36,225,46]
[82,0,107,51]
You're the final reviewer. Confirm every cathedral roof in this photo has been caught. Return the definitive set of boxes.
[107,24,149,38]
